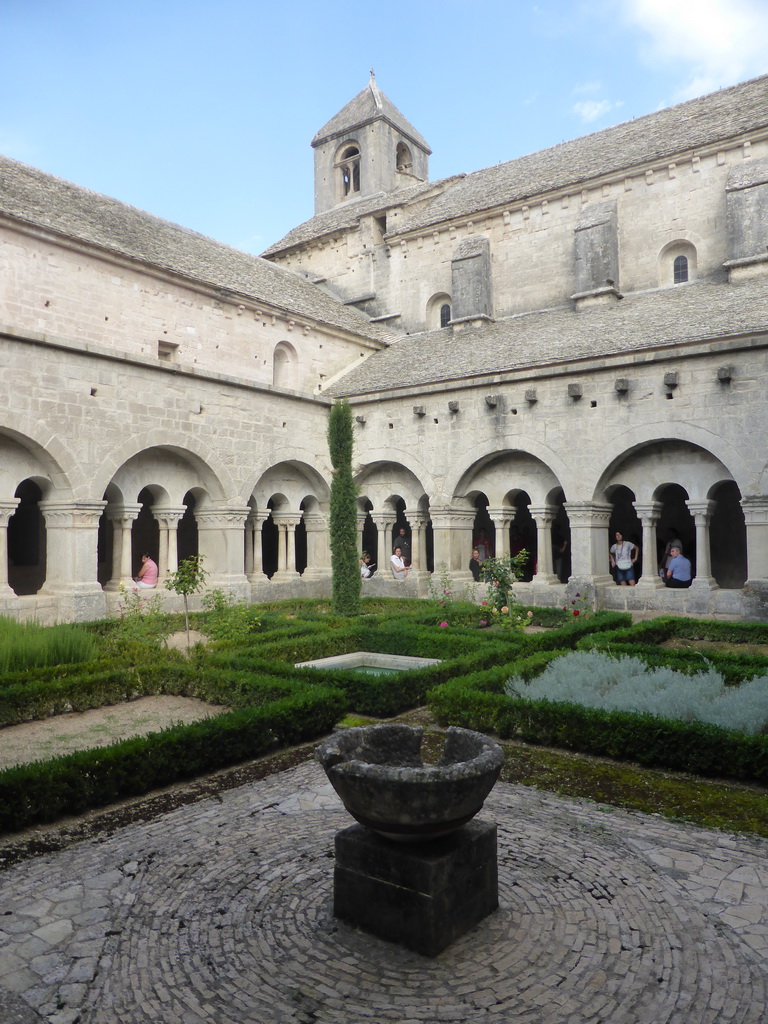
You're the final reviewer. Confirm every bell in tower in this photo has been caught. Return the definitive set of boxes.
[311,73,431,215]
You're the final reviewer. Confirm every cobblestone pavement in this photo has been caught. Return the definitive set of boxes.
[1,762,767,1024]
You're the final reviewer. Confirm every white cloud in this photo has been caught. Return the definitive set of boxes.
[621,0,768,98]
[572,81,602,95]
[572,99,624,123]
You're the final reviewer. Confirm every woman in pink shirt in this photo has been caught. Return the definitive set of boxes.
[135,552,158,588]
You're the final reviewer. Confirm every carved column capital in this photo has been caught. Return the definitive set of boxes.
[0,499,20,528]
[40,500,107,529]
[107,503,143,528]
[196,507,251,529]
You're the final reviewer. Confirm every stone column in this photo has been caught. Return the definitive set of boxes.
[686,499,718,590]
[371,514,396,577]
[741,497,768,616]
[487,507,514,559]
[357,512,368,559]
[632,501,664,589]
[152,507,185,585]
[562,501,613,585]
[429,507,475,579]
[39,501,108,620]
[301,511,331,580]
[742,497,768,584]
[195,507,251,596]
[272,514,303,579]
[529,505,559,585]
[246,510,269,580]
[409,512,429,574]
[105,504,142,589]
[0,500,20,595]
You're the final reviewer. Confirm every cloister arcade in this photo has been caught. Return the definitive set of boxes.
[0,428,763,620]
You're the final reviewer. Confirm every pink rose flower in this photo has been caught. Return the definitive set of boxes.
[439,621,448,628]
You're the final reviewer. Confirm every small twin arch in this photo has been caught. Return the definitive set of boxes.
[335,140,361,198]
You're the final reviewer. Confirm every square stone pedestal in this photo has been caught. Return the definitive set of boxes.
[333,819,498,957]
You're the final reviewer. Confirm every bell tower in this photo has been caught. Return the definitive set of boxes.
[311,73,431,215]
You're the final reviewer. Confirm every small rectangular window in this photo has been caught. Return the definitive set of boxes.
[158,341,179,361]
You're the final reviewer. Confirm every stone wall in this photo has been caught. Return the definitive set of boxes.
[270,137,768,335]
[0,224,376,396]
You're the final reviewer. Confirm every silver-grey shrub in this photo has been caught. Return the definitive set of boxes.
[504,651,768,735]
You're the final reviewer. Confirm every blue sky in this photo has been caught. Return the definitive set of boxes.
[2,0,767,255]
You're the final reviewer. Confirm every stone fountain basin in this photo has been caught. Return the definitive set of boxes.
[316,723,504,841]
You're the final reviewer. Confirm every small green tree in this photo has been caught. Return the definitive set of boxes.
[482,552,529,616]
[164,555,207,648]
[328,400,361,616]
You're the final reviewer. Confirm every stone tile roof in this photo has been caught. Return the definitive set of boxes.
[396,75,768,236]
[269,74,768,255]
[0,154,392,345]
[312,76,431,152]
[261,180,443,256]
[325,279,768,396]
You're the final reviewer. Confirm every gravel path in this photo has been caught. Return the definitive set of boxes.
[0,696,225,770]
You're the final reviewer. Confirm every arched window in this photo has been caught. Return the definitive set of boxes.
[338,144,360,198]
[658,240,697,287]
[673,254,689,284]
[273,342,298,388]
[396,142,412,173]
[427,292,452,331]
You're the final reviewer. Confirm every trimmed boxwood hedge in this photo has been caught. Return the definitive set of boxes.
[428,625,768,785]
[9,601,761,834]
[430,685,768,785]
[0,685,345,833]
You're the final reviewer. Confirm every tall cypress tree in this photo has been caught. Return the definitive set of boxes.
[328,400,361,615]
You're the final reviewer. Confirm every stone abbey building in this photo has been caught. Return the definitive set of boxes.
[1,74,768,623]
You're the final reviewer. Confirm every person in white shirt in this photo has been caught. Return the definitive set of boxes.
[390,546,409,580]
[609,530,639,586]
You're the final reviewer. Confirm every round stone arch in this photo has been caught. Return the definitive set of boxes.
[251,461,330,513]
[99,446,226,586]
[107,449,220,508]
[355,461,428,513]
[0,425,75,501]
[354,448,438,506]
[658,238,699,287]
[0,432,77,597]
[335,138,361,200]
[588,424,751,503]
[426,292,452,330]
[252,463,330,579]
[355,462,430,571]
[272,342,298,389]
[596,439,744,586]
[95,431,234,504]
[595,439,736,506]
[453,451,566,581]
[445,440,571,507]
[452,450,564,508]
